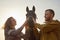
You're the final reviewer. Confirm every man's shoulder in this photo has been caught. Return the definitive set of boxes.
[41,20,60,27]
[53,20,60,22]
[50,20,60,24]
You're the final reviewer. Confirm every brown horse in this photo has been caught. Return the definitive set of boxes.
[24,6,39,40]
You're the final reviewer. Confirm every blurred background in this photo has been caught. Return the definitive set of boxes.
[0,0,60,40]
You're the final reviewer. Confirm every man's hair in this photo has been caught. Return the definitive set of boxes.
[45,9,55,17]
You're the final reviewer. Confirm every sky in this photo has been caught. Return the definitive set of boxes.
[0,0,60,40]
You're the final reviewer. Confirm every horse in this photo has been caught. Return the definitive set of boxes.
[24,6,39,40]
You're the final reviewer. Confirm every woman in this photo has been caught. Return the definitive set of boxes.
[4,17,25,40]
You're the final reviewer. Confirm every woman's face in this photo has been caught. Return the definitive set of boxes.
[10,18,16,28]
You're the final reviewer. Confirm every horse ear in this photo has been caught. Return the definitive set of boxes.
[32,6,35,12]
[26,6,29,12]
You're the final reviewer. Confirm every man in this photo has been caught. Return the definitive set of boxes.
[39,9,60,40]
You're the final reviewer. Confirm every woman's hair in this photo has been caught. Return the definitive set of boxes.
[4,17,15,29]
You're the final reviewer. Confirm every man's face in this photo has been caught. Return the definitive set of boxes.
[44,11,53,21]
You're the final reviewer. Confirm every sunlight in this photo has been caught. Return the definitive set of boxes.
[0,8,26,40]
[0,9,26,34]
[0,0,60,40]
[6,11,26,34]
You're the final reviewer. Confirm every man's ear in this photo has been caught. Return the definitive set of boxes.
[32,6,35,12]
[26,6,29,12]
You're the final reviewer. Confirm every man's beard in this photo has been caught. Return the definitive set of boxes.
[45,18,51,21]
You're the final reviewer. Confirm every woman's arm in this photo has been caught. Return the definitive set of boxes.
[8,25,24,36]
[8,20,27,36]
